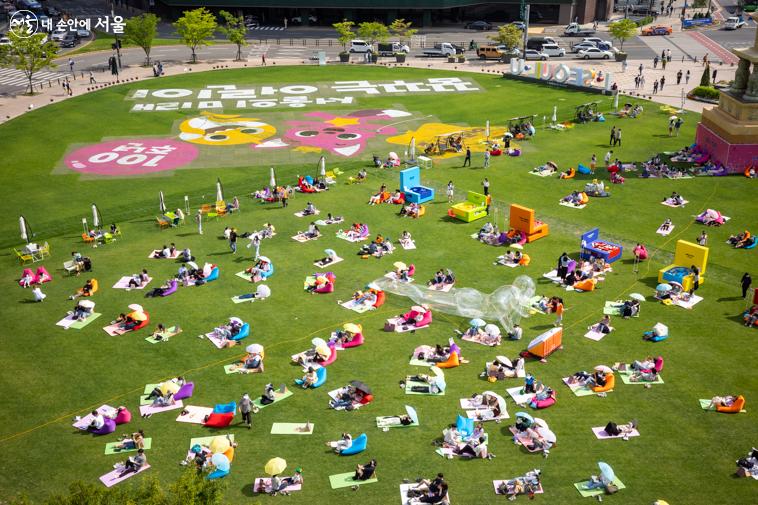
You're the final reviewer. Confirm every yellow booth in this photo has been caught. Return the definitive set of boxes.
[658,240,709,292]
[449,191,489,222]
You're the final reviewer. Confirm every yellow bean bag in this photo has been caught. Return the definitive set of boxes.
[592,373,615,393]
[573,278,597,292]
[578,192,589,205]
[519,254,531,266]
[437,351,460,369]
[559,168,576,179]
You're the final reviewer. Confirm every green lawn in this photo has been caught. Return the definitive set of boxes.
[0,66,756,505]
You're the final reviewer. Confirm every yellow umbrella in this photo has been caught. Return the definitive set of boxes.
[209,436,231,454]
[265,457,287,476]
[130,311,147,322]
[343,323,362,334]
[159,381,180,395]
[393,261,407,270]
[315,344,330,357]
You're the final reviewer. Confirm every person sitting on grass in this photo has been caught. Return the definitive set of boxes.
[455,436,491,459]
[588,315,612,334]
[353,459,377,481]
[114,429,146,451]
[245,258,273,282]
[258,383,276,405]
[303,222,321,240]
[745,305,758,327]
[116,449,147,478]
[128,270,150,289]
[230,349,264,374]
[317,249,338,266]
[728,230,752,248]
[707,395,740,410]
[495,250,523,266]
[69,300,94,321]
[628,367,659,383]
[269,468,303,496]
[482,356,524,380]
[351,289,378,307]
[326,433,352,453]
[301,201,318,216]
[663,191,685,206]
[69,279,95,300]
[299,367,319,389]
[399,202,420,218]
[736,448,758,478]
[368,185,389,205]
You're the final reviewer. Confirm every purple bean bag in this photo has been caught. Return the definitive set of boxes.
[90,417,116,436]
[160,279,178,297]
[174,382,194,401]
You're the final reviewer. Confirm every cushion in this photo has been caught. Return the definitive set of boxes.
[114,408,132,425]
[204,412,234,428]
[174,382,195,401]
[592,374,615,393]
[213,401,237,414]
[341,433,368,455]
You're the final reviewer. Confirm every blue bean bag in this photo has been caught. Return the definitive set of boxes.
[207,469,230,480]
[577,163,591,175]
[340,433,367,455]
[231,323,250,341]
[643,330,668,342]
[260,264,275,279]
[213,401,237,414]
[743,238,757,250]
[205,267,220,282]
[456,414,474,437]
[295,365,327,388]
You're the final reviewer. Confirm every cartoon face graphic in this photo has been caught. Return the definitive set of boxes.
[179,113,276,146]
[283,111,400,157]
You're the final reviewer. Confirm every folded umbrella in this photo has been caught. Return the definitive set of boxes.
[349,380,372,395]
[393,261,407,271]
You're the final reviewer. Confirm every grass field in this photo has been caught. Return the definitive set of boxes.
[0,66,756,505]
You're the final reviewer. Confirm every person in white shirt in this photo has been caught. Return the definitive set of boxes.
[88,411,105,430]
[508,324,523,341]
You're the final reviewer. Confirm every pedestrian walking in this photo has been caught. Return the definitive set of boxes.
[195,210,203,235]
[712,68,717,82]
[482,177,490,196]
[446,180,454,203]
[249,233,261,259]
[634,75,640,89]
[742,273,753,299]
[262,54,266,66]
[662,57,667,70]
[483,149,490,169]
[239,394,252,429]
[281,188,289,208]
[462,147,471,167]
[68,58,74,73]
[685,70,690,84]
[638,63,644,76]
[604,150,613,167]
[283,17,288,29]
[640,74,646,87]
[609,126,616,146]
[660,75,665,89]
[653,56,659,69]
[89,71,96,84]
[229,228,238,254]
[621,59,628,73]
[702,53,708,67]
[667,49,672,62]
[590,153,597,174]
[676,70,682,85]
[653,80,659,94]
[674,118,683,136]
[668,118,675,136]
[615,129,622,147]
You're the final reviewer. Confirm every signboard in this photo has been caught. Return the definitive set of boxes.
[504,59,613,93]
[682,18,713,27]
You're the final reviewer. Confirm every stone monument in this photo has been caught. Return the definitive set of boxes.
[696,13,758,173]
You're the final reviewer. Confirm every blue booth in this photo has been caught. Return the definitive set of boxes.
[400,166,435,204]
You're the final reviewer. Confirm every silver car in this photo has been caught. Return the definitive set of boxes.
[578,47,613,59]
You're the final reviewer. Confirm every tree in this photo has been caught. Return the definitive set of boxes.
[332,20,355,54]
[356,21,390,48]
[0,32,58,95]
[389,18,417,46]
[700,64,711,87]
[608,18,637,51]
[219,10,248,61]
[488,24,521,51]
[124,13,159,66]
[173,8,217,64]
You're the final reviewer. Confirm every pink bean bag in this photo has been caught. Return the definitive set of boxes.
[341,332,364,348]
[322,342,338,366]
[529,392,556,409]
[114,408,132,425]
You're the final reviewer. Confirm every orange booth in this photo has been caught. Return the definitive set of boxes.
[509,204,549,243]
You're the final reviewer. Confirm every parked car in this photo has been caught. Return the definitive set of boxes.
[57,31,79,48]
[581,37,605,46]
[724,16,746,30]
[76,28,91,38]
[496,45,521,57]
[465,21,493,30]
[290,15,317,24]
[349,39,372,53]
[541,43,566,57]
[526,36,557,51]
[571,41,597,53]
[51,29,69,42]
[44,6,61,16]
[577,47,613,59]
[244,15,259,28]
[476,45,504,59]
[524,49,549,60]
[511,21,526,30]
[0,36,11,46]
[632,5,660,15]
[641,25,673,35]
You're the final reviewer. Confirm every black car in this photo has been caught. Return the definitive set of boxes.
[465,21,493,30]
[44,6,61,17]
[57,31,80,48]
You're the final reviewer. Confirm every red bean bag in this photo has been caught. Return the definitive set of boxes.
[114,408,132,425]
[204,412,234,428]
[416,310,433,327]
[373,290,386,308]
[360,394,374,404]
[132,313,150,331]
[315,282,334,294]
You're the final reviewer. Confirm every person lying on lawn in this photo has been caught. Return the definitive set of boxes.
[455,436,491,459]
[145,278,177,298]
[377,413,414,428]
[603,420,638,439]
[353,459,377,481]
[708,395,740,409]
[483,356,524,380]
[351,289,377,307]
[230,350,264,373]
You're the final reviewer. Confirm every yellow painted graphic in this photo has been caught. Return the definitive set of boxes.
[386,122,510,158]
[178,112,276,146]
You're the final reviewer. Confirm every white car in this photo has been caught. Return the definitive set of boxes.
[581,37,605,46]
[578,47,613,59]
[541,43,566,57]
[51,29,68,42]
[0,36,11,46]
[572,41,597,53]
[77,29,91,38]
[524,49,549,60]
[291,15,317,24]
[724,17,746,30]
[349,40,372,53]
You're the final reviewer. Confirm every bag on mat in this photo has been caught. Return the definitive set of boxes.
[605,483,619,495]
[605,422,621,436]
[410,386,430,393]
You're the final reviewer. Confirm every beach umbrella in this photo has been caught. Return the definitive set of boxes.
[319,156,326,177]
[409,137,416,161]
[160,381,180,395]
[656,283,672,292]
[469,318,486,327]
[430,366,445,379]
[128,303,144,312]
[485,120,490,139]
[209,436,230,454]
[349,380,372,395]
[186,261,199,271]
[246,343,264,354]
[255,284,271,298]
[343,323,361,334]
[393,261,407,271]
[211,453,231,472]
[229,317,243,325]
[495,355,512,367]
[91,204,102,228]
[78,300,95,309]
[159,191,167,213]
[264,457,286,476]
[515,411,534,424]
[503,132,514,138]
[269,167,276,188]
[405,405,419,424]
[131,311,148,321]
[216,178,224,202]
[19,215,31,244]
[484,324,501,336]
[594,365,613,374]
[324,248,336,257]
[411,305,427,313]
[311,335,326,347]
[598,462,615,482]
[258,256,271,263]
[315,344,330,357]
[551,106,557,123]
[629,293,646,302]
[429,366,446,392]
[533,417,549,429]
[669,115,678,121]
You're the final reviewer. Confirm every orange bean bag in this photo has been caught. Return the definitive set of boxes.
[224,447,235,462]
[559,168,576,179]
[373,290,385,308]
[573,278,596,292]
[592,374,615,393]
[436,351,460,369]
[716,395,745,413]
[578,192,589,205]
[519,254,531,266]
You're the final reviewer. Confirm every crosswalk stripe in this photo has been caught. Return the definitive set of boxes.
[0,68,66,87]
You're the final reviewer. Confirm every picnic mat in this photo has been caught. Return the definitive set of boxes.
[99,464,150,487]
[656,224,675,236]
[496,260,520,268]
[340,300,374,313]
[574,478,625,497]
[493,479,544,495]
[294,210,320,217]
[148,250,180,258]
[104,438,153,454]
[542,270,562,283]
[176,406,213,424]
[619,373,664,385]
[506,386,533,405]
[235,271,253,282]
[270,422,314,435]
[329,472,377,489]
[400,240,416,250]
[661,200,689,208]
[292,233,318,243]
[253,478,302,494]
[231,295,257,304]
[584,327,613,341]
[530,169,555,177]
[376,416,419,428]
[428,283,454,293]
[73,405,117,430]
[699,399,747,413]
[508,427,542,452]
[145,326,181,344]
[252,389,294,409]
[405,379,444,396]
[205,332,226,349]
[409,358,433,367]
[591,427,640,440]
[603,301,639,316]
[673,295,703,309]
[56,312,102,329]
[138,401,184,416]
[112,276,152,289]
[314,217,344,226]
[336,232,367,243]
[561,378,602,397]
[103,323,127,336]
[461,334,497,346]
[385,272,415,283]
[139,384,160,405]
[465,409,510,421]
[559,201,586,209]
[400,484,449,502]
[314,256,344,268]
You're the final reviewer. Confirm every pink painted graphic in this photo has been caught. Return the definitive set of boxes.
[65,140,199,176]
[281,110,399,157]
[696,123,758,173]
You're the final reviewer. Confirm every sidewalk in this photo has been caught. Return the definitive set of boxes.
[0,53,727,125]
